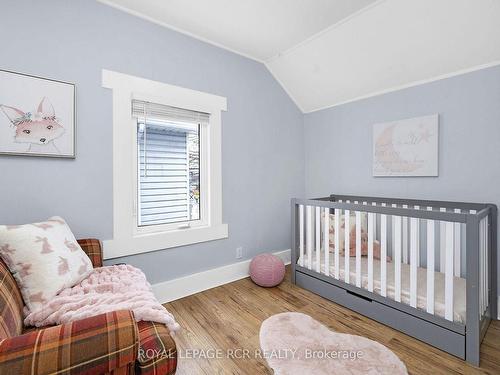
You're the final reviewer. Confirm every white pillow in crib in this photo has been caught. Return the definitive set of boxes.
[321,211,368,252]
[0,217,93,312]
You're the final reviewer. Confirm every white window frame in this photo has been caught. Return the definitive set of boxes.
[102,70,228,259]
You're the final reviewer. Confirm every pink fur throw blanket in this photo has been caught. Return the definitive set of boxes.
[24,264,180,334]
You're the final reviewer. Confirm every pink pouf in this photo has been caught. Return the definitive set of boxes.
[249,253,285,287]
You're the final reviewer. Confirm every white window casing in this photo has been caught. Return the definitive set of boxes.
[102,70,228,259]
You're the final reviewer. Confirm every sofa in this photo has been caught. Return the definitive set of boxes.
[0,239,177,375]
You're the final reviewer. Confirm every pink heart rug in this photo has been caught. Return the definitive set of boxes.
[259,312,407,374]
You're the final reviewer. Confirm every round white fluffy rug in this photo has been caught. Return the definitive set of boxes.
[259,312,407,375]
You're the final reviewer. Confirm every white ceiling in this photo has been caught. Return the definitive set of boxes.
[99,0,500,113]
[267,0,500,112]
[97,0,375,62]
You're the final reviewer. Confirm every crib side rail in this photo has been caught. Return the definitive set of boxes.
[329,194,488,212]
[294,198,468,222]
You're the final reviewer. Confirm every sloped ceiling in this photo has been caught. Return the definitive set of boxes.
[267,0,500,112]
[99,0,500,113]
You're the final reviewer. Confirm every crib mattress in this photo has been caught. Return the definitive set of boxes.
[297,254,467,324]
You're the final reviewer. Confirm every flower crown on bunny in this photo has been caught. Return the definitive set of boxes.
[0,97,65,146]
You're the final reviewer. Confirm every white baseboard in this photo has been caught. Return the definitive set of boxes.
[498,299,500,320]
[152,249,291,304]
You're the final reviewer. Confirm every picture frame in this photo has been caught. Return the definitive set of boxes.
[0,69,76,158]
[372,114,439,177]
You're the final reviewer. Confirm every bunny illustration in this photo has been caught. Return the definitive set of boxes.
[0,97,64,153]
[35,236,53,254]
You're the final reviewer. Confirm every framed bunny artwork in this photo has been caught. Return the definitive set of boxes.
[0,69,75,158]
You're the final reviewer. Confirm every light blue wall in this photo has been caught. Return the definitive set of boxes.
[304,65,500,294]
[0,0,304,284]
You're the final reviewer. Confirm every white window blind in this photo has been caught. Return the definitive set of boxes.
[132,100,210,124]
[133,100,204,227]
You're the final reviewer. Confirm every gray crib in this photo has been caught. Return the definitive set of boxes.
[290,194,497,365]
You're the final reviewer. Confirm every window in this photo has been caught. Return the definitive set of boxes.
[133,101,204,229]
[102,70,228,259]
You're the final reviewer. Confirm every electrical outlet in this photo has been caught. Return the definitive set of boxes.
[236,247,243,259]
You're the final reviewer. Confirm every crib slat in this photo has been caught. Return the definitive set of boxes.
[334,208,341,279]
[368,210,374,292]
[440,207,446,272]
[299,205,304,267]
[345,210,350,284]
[392,203,397,259]
[356,211,361,288]
[394,215,402,302]
[410,217,418,308]
[445,221,454,321]
[483,217,488,315]
[324,208,330,276]
[484,217,487,315]
[307,206,313,270]
[482,216,488,313]
[483,218,486,315]
[471,210,479,313]
[480,217,488,316]
[480,218,484,316]
[403,204,409,264]
[391,203,397,300]
[479,219,483,315]
[414,205,420,267]
[427,206,435,314]
[454,208,461,277]
[315,207,321,273]
[381,203,387,297]
[483,217,488,312]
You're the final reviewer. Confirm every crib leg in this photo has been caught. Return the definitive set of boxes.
[466,214,480,366]
[291,199,297,285]
[466,344,480,367]
[489,205,498,321]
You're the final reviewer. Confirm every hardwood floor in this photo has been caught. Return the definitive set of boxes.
[164,267,500,374]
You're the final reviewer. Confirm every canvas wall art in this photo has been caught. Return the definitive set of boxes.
[0,69,75,158]
[373,114,439,176]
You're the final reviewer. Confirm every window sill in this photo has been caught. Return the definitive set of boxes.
[103,224,228,259]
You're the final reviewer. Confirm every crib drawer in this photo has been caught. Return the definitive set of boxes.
[295,270,466,359]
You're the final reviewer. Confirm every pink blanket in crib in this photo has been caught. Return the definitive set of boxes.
[24,264,180,334]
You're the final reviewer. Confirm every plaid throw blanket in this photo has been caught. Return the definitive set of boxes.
[24,264,180,334]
